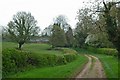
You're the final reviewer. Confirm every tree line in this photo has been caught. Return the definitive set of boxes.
[2,0,120,58]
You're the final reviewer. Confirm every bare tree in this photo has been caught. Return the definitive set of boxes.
[54,15,68,31]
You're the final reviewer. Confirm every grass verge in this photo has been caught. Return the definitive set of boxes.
[92,54,118,78]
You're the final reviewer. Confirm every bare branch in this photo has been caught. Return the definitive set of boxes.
[96,10,106,12]
[103,1,108,10]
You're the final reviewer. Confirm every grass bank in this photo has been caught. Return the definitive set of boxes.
[8,55,88,78]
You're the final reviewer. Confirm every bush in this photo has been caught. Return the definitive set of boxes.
[27,53,67,67]
[56,55,67,65]
[61,48,77,54]
[61,48,77,63]
[2,49,29,76]
[2,48,78,77]
[97,48,118,56]
[86,46,118,56]
[46,54,67,66]
[27,53,42,66]
[64,54,76,62]
[52,48,77,63]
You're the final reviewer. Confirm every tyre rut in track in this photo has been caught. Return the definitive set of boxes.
[75,54,106,78]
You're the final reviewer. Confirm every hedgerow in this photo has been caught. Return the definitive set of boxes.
[2,48,77,77]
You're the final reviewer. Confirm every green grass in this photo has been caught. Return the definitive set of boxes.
[2,42,88,78]
[2,42,17,49]
[92,54,118,78]
[2,42,63,56]
[4,42,118,78]
[8,55,88,78]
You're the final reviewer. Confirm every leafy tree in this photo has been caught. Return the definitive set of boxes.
[85,32,114,48]
[84,12,114,48]
[75,3,116,48]
[50,23,67,47]
[7,12,40,49]
[74,8,93,48]
[74,31,88,48]
[66,27,74,47]
[96,1,120,57]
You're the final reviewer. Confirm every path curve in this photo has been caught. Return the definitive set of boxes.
[75,54,106,78]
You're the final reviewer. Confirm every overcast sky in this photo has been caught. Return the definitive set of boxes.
[0,0,91,30]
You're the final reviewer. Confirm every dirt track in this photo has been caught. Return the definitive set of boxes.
[75,54,106,78]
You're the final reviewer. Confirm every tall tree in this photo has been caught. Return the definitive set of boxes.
[75,8,93,48]
[85,12,114,48]
[66,27,74,47]
[50,23,67,47]
[7,12,40,49]
[96,1,120,57]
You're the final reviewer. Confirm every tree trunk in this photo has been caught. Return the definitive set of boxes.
[18,43,22,50]
[18,40,25,50]
[117,48,120,60]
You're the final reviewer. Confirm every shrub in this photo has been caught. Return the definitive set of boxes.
[27,53,67,67]
[26,48,77,67]
[27,53,41,66]
[2,49,29,76]
[86,46,118,56]
[64,54,76,62]
[52,48,77,63]
[61,48,77,63]
[61,48,77,54]
[56,55,67,65]
[97,48,118,56]
[2,48,78,77]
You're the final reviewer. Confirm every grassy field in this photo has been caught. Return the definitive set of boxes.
[8,55,87,78]
[74,48,118,78]
[2,42,63,56]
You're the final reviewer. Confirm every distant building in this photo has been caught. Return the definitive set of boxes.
[30,37,49,43]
